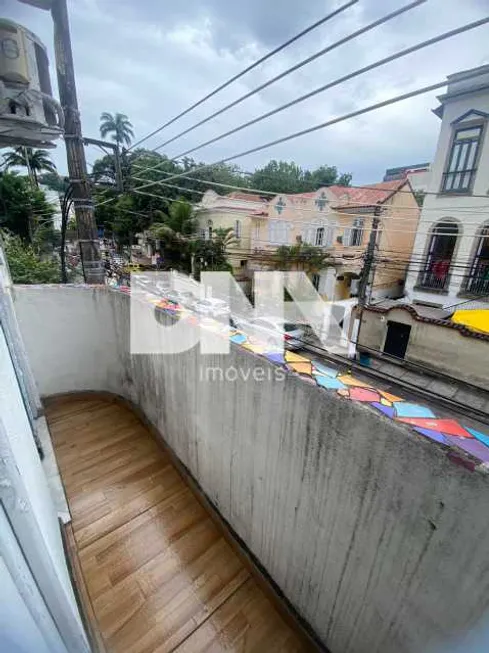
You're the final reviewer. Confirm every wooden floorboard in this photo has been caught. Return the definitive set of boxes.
[46,396,311,653]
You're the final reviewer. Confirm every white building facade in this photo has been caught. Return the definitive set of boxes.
[405,65,489,308]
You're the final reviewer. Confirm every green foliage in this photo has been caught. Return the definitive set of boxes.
[191,237,233,281]
[91,147,352,252]
[91,154,118,186]
[249,160,351,193]
[2,232,60,284]
[148,200,196,273]
[0,172,56,242]
[162,199,196,235]
[274,243,332,274]
[38,171,69,193]
[214,227,238,250]
[2,147,56,186]
[99,112,134,147]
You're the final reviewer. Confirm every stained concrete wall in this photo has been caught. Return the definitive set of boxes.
[358,306,489,389]
[13,285,489,653]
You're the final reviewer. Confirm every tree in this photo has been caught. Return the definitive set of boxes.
[190,237,233,281]
[38,171,69,193]
[0,172,56,243]
[99,112,134,147]
[2,231,60,284]
[214,227,238,251]
[2,147,56,187]
[249,159,351,194]
[273,243,332,276]
[149,199,196,272]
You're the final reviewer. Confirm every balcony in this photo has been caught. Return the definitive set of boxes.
[464,261,489,296]
[6,283,489,653]
[45,394,308,652]
[417,258,452,292]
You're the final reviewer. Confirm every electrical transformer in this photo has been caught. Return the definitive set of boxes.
[0,18,63,148]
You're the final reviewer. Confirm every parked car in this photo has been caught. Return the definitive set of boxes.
[242,316,305,350]
[193,298,230,320]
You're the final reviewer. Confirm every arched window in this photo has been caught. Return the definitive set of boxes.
[419,221,458,290]
[207,219,213,240]
[234,220,241,239]
[466,224,489,295]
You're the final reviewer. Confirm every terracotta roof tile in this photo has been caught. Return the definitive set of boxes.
[226,191,266,203]
[328,180,407,207]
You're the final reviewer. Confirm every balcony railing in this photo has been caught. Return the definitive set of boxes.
[465,269,489,296]
[442,168,477,193]
[418,259,451,291]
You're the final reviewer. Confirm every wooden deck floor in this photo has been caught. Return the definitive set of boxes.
[46,396,311,653]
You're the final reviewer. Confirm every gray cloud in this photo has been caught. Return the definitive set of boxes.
[1,0,488,184]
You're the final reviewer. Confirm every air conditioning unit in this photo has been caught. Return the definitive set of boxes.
[0,18,63,149]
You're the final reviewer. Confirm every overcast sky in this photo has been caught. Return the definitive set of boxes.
[2,0,488,184]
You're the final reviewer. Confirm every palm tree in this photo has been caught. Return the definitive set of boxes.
[2,147,56,187]
[148,200,196,272]
[274,243,332,276]
[99,112,134,148]
[214,227,238,251]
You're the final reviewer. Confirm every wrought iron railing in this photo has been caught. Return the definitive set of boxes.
[465,271,489,296]
[418,259,451,291]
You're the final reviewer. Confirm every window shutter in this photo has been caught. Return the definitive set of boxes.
[343,227,352,246]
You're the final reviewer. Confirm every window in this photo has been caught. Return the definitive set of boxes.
[343,219,364,247]
[207,219,213,240]
[303,223,334,247]
[351,218,364,246]
[466,225,489,295]
[235,220,241,239]
[419,221,458,290]
[442,125,483,193]
[199,228,206,239]
[269,220,288,245]
[312,273,320,291]
[254,223,260,243]
[315,227,324,246]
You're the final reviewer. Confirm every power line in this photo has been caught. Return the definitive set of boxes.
[129,186,489,237]
[136,0,427,169]
[130,157,489,202]
[173,17,489,160]
[129,171,489,216]
[135,68,487,191]
[127,0,358,151]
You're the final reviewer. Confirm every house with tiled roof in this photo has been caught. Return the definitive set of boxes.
[195,179,420,299]
[194,189,268,278]
[248,180,420,301]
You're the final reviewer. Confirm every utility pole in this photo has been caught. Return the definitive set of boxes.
[351,203,382,359]
[50,0,104,283]
[82,137,124,192]
[357,203,382,308]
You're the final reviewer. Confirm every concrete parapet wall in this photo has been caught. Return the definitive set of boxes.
[13,285,489,653]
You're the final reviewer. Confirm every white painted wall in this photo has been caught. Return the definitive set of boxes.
[0,505,66,653]
[406,66,489,307]
[13,285,127,396]
[0,324,84,642]
[0,557,56,653]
